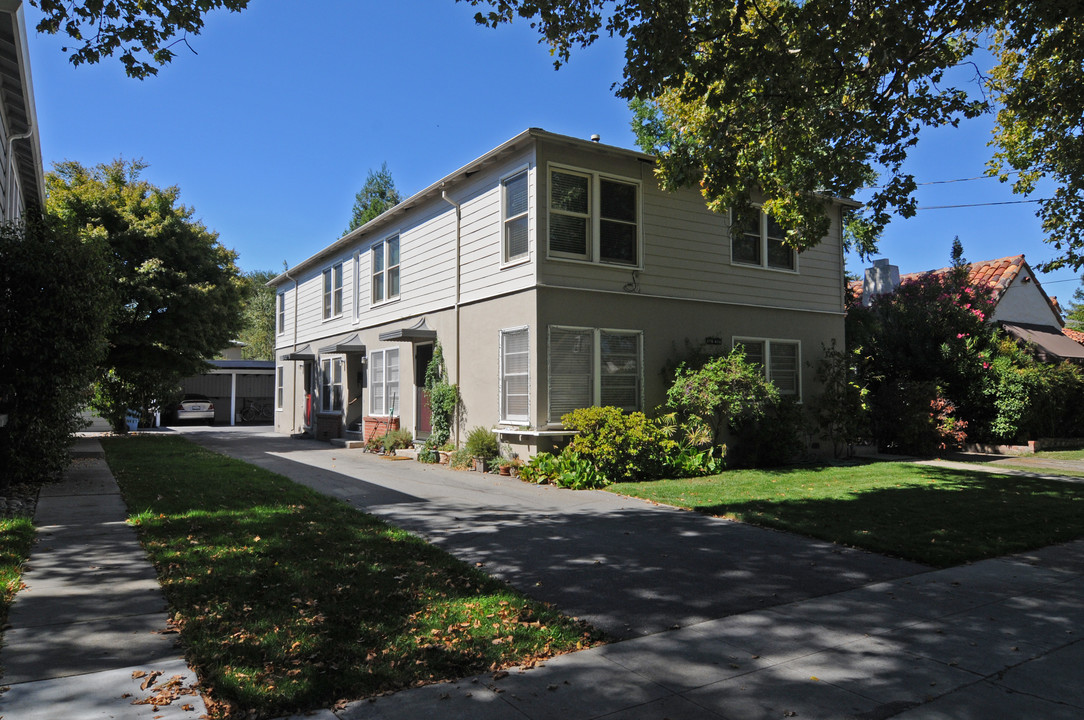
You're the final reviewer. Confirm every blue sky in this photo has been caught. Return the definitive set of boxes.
[24,1,1082,302]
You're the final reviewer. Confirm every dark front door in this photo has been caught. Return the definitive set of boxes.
[415,343,434,439]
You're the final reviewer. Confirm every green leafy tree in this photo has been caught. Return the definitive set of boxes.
[345,163,402,234]
[464,0,1084,268]
[1064,277,1084,332]
[0,216,112,486]
[237,270,276,360]
[30,0,250,78]
[46,159,244,432]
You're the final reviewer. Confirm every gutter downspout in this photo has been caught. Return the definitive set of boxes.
[440,185,462,448]
[7,125,33,218]
[284,268,300,433]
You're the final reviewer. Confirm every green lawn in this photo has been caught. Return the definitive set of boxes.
[611,461,1084,567]
[0,515,35,630]
[102,435,602,720]
[1031,448,1084,461]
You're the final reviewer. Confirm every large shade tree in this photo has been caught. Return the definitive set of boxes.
[46,159,244,431]
[30,0,250,78]
[462,0,1084,270]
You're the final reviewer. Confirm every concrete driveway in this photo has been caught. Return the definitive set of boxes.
[176,425,926,639]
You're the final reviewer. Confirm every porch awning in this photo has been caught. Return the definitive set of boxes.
[379,318,437,342]
[280,344,316,361]
[318,333,366,355]
[1001,322,1084,362]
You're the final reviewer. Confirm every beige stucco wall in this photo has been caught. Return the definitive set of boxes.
[537,286,845,425]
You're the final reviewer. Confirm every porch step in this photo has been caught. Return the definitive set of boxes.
[330,438,366,449]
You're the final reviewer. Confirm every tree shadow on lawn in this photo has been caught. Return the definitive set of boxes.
[690,465,1084,567]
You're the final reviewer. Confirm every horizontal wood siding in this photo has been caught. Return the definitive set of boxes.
[535,138,845,315]
[281,146,538,350]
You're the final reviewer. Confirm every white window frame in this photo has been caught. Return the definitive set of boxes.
[276,293,285,335]
[732,336,802,397]
[547,325,643,424]
[499,326,530,423]
[322,262,344,320]
[275,366,284,410]
[320,357,345,413]
[501,167,531,266]
[547,163,642,268]
[369,347,400,417]
[730,208,799,273]
[371,234,401,306]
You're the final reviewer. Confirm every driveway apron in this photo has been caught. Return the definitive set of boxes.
[179,426,926,639]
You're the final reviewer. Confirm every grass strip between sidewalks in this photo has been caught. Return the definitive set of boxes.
[0,515,35,630]
[102,435,602,719]
[612,461,1084,567]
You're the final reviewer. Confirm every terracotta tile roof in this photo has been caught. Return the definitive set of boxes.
[850,254,1067,326]
[1063,327,1084,345]
[850,255,1026,303]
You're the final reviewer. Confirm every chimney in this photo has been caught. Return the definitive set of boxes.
[862,258,900,307]
[590,134,601,143]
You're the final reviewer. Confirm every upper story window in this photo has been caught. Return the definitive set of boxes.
[372,235,400,305]
[322,263,343,319]
[734,337,800,395]
[548,167,639,267]
[547,326,642,423]
[503,170,529,263]
[732,209,796,271]
[276,293,285,335]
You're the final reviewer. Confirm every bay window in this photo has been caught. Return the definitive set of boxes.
[321,358,344,412]
[370,348,400,416]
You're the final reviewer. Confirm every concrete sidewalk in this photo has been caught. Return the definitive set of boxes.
[0,438,205,720]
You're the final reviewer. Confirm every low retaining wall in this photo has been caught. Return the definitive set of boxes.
[962,438,1084,455]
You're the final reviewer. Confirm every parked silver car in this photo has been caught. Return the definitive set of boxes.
[174,394,215,424]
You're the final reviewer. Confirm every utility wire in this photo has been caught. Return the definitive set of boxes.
[915,199,1042,210]
[862,170,1020,190]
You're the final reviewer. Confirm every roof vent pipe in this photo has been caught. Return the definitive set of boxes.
[590,134,600,142]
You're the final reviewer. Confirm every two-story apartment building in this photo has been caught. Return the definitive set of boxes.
[270,129,853,455]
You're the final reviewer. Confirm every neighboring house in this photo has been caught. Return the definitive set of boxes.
[853,255,1084,363]
[0,0,43,221]
[270,129,855,453]
[0,0,43,431]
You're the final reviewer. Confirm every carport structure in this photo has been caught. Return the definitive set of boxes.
[179,359,275,426]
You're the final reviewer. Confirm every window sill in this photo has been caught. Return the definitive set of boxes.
[370,296,401,310]
[730,260,799,274]
[500,256,531,270]
[545,254,643,272]
[321,314,345,324]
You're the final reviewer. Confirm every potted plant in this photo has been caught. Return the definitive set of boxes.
[465,426,499,472]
